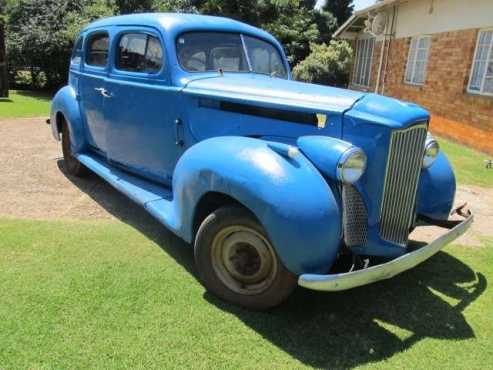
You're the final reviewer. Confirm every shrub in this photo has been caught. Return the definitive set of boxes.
[292,40,353,87]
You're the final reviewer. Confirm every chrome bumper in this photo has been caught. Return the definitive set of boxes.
[298,211,473,292]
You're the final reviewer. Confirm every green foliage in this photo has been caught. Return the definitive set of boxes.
[113,0,197,13]
[115,0,154,13]
[292,40,352,86]
[4,0,352,88]
[6,0,116,89]
[63,0,117,43]
[322,0,354,26]
[196,0,338,66]
[152,0,198,12]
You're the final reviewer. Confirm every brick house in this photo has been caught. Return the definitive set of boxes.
[334,0,493,154]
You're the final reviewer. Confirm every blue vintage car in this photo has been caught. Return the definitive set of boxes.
[49,13,472,309]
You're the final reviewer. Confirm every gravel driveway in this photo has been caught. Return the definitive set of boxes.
[1,117,491,246]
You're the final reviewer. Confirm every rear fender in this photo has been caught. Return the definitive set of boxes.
[50,86,87,153]
[172,136,342,275]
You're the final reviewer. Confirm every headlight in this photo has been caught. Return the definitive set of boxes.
[337,147,367,183]
[423,134,439,168]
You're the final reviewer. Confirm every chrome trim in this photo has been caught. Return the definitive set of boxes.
[336,146,367,184]
[298,212,473,291]
[379,123,428,245]
[423,134,439,168]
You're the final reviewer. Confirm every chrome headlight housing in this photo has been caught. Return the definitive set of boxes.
[337,147,367,183]
[423,134,439,168]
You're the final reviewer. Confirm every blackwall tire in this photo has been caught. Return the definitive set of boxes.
[194,206,297,310]
[61,122,89,177]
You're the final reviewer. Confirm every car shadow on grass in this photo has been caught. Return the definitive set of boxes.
[58,160,487,369]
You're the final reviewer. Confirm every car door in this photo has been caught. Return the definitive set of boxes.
[79,30,110,154]
[104,28,183,185]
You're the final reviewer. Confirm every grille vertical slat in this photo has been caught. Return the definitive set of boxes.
[379,124,428,246]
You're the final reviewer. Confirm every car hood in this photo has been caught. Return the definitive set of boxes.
[182,73,366,114]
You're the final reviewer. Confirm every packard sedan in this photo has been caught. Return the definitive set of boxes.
[49,13,472,309]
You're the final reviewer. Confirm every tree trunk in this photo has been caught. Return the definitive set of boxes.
[0,17,9,98]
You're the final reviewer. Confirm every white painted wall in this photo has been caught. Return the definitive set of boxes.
[394,0,493,39]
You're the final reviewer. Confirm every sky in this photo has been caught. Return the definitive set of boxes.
[315,0,376,11]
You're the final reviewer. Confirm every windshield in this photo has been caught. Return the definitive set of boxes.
[176,32,288,78]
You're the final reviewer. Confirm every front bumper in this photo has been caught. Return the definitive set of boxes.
[298,209,473,292]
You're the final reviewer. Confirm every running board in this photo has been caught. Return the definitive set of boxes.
[76,153,182,237]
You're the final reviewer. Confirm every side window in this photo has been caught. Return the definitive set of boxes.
[71,36,83,64]
[243,35,287,78]
[116,33,163,73]
[86,32,109,67]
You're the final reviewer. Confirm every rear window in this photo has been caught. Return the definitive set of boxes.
[86,32,109,67]
[116,33,163,73]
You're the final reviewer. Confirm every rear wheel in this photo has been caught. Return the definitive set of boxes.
[194,206,297,310]
[61,121,89,177]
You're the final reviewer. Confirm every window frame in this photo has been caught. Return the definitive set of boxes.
[467,28,493,97]
[404,35,431,86]
[114,31,165,76]
[352,37,375,88]
[71,35,84,65]
[85,31,110,68]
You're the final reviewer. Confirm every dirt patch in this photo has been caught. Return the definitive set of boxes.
[0,117,492,245]
[0,117,143,222]
[411,186,493,246]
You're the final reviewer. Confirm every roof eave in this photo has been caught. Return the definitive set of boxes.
[334,0,401,39]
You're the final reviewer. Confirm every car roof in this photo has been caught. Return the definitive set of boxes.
[82,13,276,43]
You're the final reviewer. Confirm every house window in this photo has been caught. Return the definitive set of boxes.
[352,38,374,87]
[405,35,431,85]
[468,30,493,96]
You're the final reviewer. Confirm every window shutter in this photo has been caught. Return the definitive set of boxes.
[405,38,417,83]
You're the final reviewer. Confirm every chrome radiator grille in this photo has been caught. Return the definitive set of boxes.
[342,184,368,246]
[379,123,428,246]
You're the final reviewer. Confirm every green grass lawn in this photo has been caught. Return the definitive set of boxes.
[0,218,491,369]
[0,90,52,118]
[439,137,493,188]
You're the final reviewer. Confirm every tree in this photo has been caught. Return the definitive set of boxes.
[0,0,8,97]
[152,0,197,12]
[194,0,336,66]
[115,0,153,13]
[322,0,354,27]
[292,40,352,86]
[114,0,196,14]
[6,0,115,89]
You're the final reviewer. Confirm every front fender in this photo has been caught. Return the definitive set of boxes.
[172,137,342,275]
[416,151,456,220]
[50,86,86,153]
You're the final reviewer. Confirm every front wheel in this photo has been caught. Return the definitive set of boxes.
[194,206,297,310]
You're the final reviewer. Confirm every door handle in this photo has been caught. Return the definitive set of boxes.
[94,87,112,98]
[174,119,184,146]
